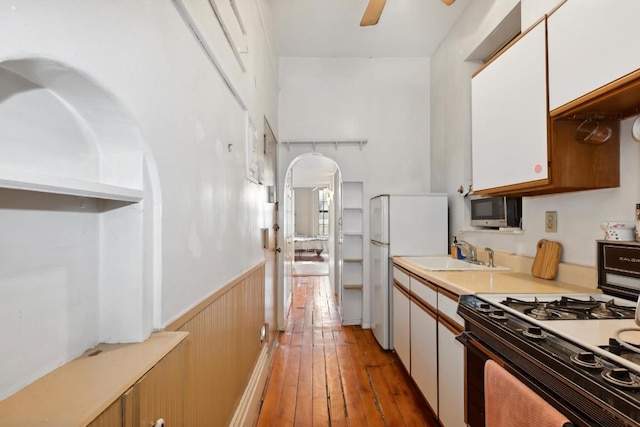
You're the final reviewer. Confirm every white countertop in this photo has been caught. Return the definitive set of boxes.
[393,256,595,296]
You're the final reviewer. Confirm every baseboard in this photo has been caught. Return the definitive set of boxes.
[228,343,272,427]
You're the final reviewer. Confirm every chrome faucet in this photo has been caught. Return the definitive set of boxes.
[456,240,478,263]
[484,247,495,268]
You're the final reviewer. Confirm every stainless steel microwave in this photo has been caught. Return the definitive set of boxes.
[470,195,522,228]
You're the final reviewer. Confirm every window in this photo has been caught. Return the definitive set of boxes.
[318,188,330,236]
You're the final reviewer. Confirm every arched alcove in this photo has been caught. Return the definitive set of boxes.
[0,58,143,197]
[0,58,157,400]
[280,153,343,329]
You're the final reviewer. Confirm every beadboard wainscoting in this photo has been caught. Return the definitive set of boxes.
[166,262,269,426]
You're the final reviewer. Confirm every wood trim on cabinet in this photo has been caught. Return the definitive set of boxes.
[438,287,459,304]
[393,280,411,299]
[393,263,414,277]
[395,279,438,318]
[547,0,568,18]
[410,274,439,293]
[472,178,551,196]
[411,294,437,320]
[438,312,464,335]
[551,68,640,120]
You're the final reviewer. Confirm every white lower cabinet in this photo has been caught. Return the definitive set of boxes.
[392,284,411,371]
[410,301,438,416]
[437,291,466,427]
[437,320,465,427]
[392,264,465,426]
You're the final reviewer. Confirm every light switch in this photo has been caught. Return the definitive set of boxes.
[545,211,557,233]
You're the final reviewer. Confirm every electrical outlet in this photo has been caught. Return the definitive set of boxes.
[545,211,557,233]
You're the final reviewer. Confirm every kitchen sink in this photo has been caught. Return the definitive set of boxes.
[404,256,510,271]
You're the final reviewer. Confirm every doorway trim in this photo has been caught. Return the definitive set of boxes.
[278,153,343,330]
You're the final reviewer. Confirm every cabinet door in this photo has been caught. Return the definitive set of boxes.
[437,321,465,427]
[392,285,411,371]
[472,19,548,192]
[548,0,640,112]
[410,301,438,417]
[88,398,123,427]
[136,341,185,427]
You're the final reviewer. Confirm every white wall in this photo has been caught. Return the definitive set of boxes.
[294,188,315,236]
[0,0,278,399]
[431,0,640,267]
[278,57,431,327]
[0,190,100,398]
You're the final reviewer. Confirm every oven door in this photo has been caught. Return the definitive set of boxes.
[457,332,581,427]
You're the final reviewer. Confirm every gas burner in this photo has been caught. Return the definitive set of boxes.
[528,304,552,319]
[500,295,637,320]
[591,299,638,319]
[591,306,621,319]
[526,306,582,320]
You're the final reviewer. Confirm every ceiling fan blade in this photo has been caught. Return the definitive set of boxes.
[441,0,456,5]
[360,0,386,26]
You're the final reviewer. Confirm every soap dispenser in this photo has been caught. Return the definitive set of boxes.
[451,236,458,259]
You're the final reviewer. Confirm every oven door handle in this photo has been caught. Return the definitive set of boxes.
[455,330,480,346]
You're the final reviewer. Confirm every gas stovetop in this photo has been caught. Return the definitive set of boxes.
[456,242,640,426]
[499,295,636,320]
[458,293,640,426]
[475,293,640,382]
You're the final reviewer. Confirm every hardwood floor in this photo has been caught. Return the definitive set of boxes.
[257,274,439,426]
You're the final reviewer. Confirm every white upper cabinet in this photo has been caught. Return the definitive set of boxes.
[548,0,640,112]
[471,19,548,192]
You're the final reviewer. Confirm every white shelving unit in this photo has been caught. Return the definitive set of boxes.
[341,181,363,325]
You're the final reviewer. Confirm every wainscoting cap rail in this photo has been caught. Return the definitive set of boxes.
[280,139,368,151]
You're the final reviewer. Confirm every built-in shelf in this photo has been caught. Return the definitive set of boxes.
[281,139,368,151]
[0,169,143,202]
[341,181,364,326]
[462,227,524,234]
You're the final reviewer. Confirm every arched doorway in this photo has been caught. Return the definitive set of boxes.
[279,153,343,330]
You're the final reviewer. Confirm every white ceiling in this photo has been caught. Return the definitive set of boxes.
[270,0,471,58]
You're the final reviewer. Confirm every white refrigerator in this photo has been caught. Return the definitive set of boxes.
[370,194,448,350]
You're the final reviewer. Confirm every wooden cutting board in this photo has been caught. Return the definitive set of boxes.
[531,239,563,279]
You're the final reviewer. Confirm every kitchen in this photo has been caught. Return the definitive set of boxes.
[1,0,640,426]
